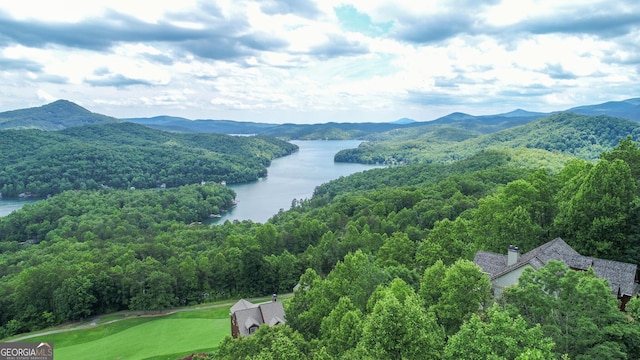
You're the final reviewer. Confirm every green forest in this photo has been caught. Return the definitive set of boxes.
[0,122,298,197]
[335,113,640,165]
[2,112,640,358]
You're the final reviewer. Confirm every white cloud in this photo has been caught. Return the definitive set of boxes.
[37,89,56,102]
[2,0,200,22]
[0,0,638,122]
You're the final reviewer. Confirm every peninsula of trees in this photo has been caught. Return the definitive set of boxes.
[0,122,297,197]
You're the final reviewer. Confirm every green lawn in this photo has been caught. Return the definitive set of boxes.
[25,307,230,360]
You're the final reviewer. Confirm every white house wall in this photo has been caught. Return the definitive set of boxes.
[491,264,533,297]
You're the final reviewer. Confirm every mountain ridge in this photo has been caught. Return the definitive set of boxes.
[1,97,639,138]
[565,98,640,120]
[0,99,119,130]
[334,112,640,165]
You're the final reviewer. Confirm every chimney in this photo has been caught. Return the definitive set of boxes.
[507,245,520,266]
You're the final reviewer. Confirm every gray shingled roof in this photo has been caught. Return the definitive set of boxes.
[230,299,255,314]
[231,299,286,337]
[591,258,638,297]
[474,237,639,297]
[233,305,263,337]
[473,251,507,276]
[258,301,286,327]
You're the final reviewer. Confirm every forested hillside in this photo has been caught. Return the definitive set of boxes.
[335,113,640,164]
[3,137,640,358]
[125,98,640,139]
[0,122,298,197]
[124,116,277,134]
[0,100,119,130]
[567,97,640,120]
[128,112,543,140]
[216,138,640,359]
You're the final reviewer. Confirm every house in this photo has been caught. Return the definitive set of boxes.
[474,238,640,308]
[230,296,286,338]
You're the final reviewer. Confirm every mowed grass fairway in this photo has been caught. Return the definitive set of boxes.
[24,306,231,360]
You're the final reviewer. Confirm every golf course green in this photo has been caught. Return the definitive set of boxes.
[14,306,231,360]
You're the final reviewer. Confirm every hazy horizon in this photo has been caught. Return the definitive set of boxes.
[9,97,620,125]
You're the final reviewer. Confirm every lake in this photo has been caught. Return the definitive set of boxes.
[0,198,37,217]
[0,140,380,222]
[212,140,382,223]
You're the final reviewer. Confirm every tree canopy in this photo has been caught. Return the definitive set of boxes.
[0,122,297,197]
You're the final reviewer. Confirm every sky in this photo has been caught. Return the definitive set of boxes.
[0,0,639,124]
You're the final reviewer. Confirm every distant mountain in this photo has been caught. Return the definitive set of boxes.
[497,109,550,118]
[127,116,423,139]
[391,118,416,124]
[125,116,278,134]
[335,112,640,165]
[1,97,639,138]
[0,100,119,130]
[566,98,640,121]
[382,110,549,140]
[433,112,477,122]
[413,111,548,135]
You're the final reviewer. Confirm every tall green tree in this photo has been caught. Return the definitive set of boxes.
[287,251,387,340]
[419,259,447,307]
[319,297,364,357]
[415,217,473,270]
[472,179,545,253]
[601,136,640,182]
[626,297,640,320]
[216,325,311,360]
[375,231,415,268]
[255,223,281,255]
[431,259,491,335]
[444,304,555,360]
[357,279,445,359]
[285,269,322,340]
[53,274,96,321]
[526,168,557,231]
[554,159,637,258]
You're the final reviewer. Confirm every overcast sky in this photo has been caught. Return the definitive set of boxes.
[0,0,639,123]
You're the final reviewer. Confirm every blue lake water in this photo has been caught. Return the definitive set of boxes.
[212,140,382,223]
[0,198,37,217]
[0,140,380,223]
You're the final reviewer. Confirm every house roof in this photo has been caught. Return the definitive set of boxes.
[473,251,508,276]
[230,299,286,336]
[591,258,638,297]
[244,315,261,329]
[474,237,639,297]
[268,315,285,326]
[230,299,255,314]
[258,301,286,327]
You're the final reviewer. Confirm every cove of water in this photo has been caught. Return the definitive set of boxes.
[0,198,37,217]
[0,140,381,222]
[212,140,381,223]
